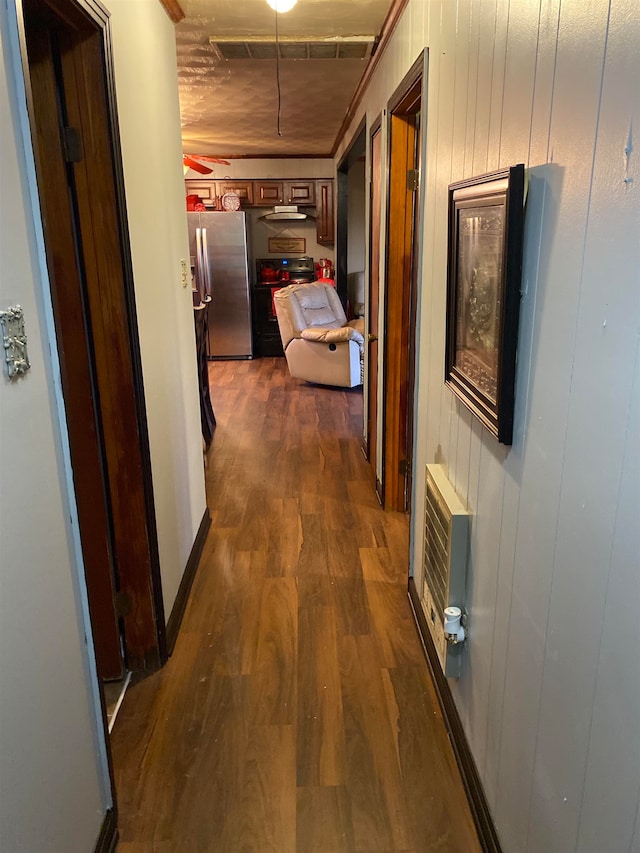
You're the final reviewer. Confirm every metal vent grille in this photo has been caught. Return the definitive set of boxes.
[336,42,372,59]
[421,464,470,677]
[209,38,375,62]
[424,474,450,616]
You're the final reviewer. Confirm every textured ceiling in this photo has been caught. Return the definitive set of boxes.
[176,0,392,158]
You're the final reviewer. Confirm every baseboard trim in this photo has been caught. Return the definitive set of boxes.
[94,808,118,853]
[408,578,502,853]
[166,508,211,655]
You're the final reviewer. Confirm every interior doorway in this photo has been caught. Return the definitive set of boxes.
[336,120,367,320]
[18,0,166,682]
[367,117,382,496]
[381,54,425,513]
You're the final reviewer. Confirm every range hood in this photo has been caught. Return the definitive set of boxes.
[259,205,315,221]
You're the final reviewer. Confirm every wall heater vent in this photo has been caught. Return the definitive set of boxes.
[421,464,470,677]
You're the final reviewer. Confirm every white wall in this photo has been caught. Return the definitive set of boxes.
[337,1,640,851]
[347,159,367,314]
[245,209,332,272]
[0,5,109,851]
[107,0,207,619]
[347,159,366,276]
[184,158,334,181]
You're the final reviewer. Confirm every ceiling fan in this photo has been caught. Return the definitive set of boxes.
[182,154,230,175]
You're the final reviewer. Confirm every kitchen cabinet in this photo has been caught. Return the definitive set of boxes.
[283,180,315,206]
[185,179,217,204]
[253,181,284,205]
[316,180,334,245]
[184,178,334,243]
[218,180,254,206]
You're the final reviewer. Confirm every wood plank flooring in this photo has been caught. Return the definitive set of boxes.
[112,358,480,853]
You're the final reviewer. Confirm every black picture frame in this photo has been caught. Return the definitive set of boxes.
[445,164,525,445]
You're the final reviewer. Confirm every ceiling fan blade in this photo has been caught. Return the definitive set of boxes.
[183,155,214,175]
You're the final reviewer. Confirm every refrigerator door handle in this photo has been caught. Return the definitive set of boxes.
[202,227,212,300]
[195,227,204,303]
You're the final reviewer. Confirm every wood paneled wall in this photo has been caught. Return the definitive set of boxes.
[337,1,640,851]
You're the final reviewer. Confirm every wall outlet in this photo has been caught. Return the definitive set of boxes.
[181,258,189,287]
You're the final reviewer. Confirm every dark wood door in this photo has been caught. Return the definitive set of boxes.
[23,20,122,681]
[22,0,164,674]
[368,125,382,490]
[383,64,423,512]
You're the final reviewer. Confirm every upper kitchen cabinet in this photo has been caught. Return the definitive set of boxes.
[316,180,334,245]
[254,181,285,205]
[185,179,217,203]
[218,180,254,207]
[283,180,315,207]
[184,177,334,244]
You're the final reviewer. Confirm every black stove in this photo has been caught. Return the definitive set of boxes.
[253,257,315,357]
[256,256,315,285]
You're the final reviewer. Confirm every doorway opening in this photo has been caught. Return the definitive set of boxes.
[336,119,367,324]
[334,121,367,439]
[18,0,166,695]
[366,116,383,497]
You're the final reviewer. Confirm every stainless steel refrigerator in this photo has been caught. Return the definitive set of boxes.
[188,211,253,359]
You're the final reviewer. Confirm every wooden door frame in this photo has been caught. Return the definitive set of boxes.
[367,113,383,496]
[16,0,166,673]
[19,12,126,681]
[381,51,426,512]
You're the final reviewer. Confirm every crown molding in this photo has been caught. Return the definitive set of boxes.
[332,0,409,157]
[159,0,184,24]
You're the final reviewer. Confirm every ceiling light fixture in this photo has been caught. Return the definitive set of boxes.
[266,0,297,12]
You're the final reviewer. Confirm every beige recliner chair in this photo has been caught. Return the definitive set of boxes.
[274,282,364,388]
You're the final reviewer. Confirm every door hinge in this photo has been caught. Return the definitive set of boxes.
[407,169,419,192]
[398,458,409,476]
[62,126,83,164]
[114,590,132,618]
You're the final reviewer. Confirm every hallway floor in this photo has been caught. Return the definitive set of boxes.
[112,358,480,852]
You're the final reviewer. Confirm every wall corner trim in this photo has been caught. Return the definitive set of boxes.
[94,808,118,853]
[158,0,185,24]
[408,579,503,853]
[166,508,212,654]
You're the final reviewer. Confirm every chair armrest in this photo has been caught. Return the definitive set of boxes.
[300,325,364,344]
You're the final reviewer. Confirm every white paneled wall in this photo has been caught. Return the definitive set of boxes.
[336,1,640,851]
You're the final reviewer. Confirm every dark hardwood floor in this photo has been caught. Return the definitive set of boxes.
[112,358,480,853]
